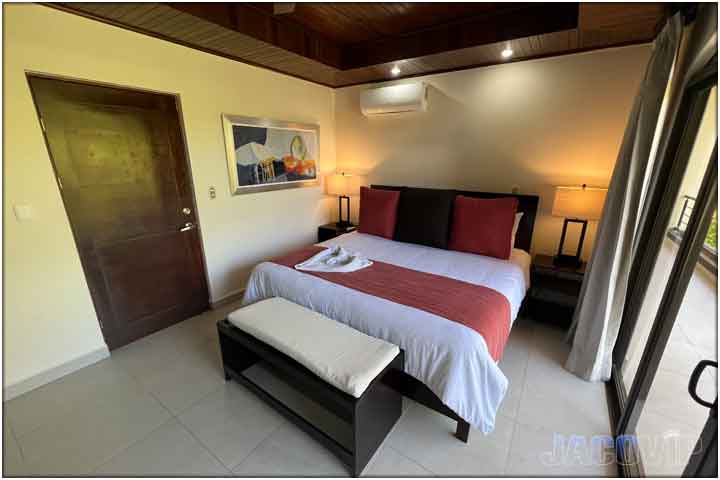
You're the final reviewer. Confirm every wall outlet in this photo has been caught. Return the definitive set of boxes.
[209,186,216,199]
[13,204,34,222]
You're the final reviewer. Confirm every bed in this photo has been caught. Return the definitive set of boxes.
[242,187,539,438]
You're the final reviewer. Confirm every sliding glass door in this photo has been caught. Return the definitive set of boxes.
[635,241,717,475]
[620,86,717,391]
[610,57,717,476]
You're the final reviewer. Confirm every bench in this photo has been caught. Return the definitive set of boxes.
[217,297,404,477]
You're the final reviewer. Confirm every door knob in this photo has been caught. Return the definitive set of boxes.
[182,207,192,215]
[689,359,718,409]
[180,222,196,232]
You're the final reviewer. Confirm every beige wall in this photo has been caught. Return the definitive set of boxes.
[335,45,652,258]
[4,4,336,390]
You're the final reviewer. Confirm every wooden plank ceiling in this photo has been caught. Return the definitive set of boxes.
[50,3,668,88]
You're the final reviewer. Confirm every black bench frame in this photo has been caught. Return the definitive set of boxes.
[217,319,404,477]
[382,367,471,442]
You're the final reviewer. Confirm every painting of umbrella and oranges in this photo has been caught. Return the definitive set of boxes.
[222,114,319,195]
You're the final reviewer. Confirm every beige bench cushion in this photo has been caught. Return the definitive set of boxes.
[228,297,400,398]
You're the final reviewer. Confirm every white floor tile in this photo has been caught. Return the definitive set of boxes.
[387,402,514,476]
[643,369,710,430]
[132,339,226,414]
[95,419,229,476]
[509,316,536,346]
[523,324,607,411]
[178,381,285,470]
[16,382,171,475]
[659,331,703,378]
[361,445,433,477]
[505,420,617,476]
[110,325,208,386]
[518,324,611,436]
[4,309,618,477]
[517,384,610,436]
[498,377,524,420]
[402,396,418,413]
[231,422,349,477]
[166,300,242,343]
[3,418,25,476]
[5,358,138,437]
[636,409,706,477]
[498,332,530,419]
[528,321,570,365]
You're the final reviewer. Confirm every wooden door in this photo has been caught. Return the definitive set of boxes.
[28,75,209,350]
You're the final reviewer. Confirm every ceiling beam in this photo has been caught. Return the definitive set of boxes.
[342,4,580,69]
[167,3,344,69]
[46,3,662,88]
[167,3,580,72]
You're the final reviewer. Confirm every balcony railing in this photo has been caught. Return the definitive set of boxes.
[667,195,717,275]
[676,195,696,231]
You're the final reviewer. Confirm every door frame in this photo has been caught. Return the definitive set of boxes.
[606,57,718,475]
[683,402,717,477]
[25,71,212,335]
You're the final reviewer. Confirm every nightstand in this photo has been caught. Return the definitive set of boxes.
[528,254,586,328]
[318,223,357,242]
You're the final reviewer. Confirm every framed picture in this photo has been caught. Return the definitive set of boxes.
[222,114,320,195]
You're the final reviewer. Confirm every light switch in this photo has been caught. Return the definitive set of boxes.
[13,204,34,222]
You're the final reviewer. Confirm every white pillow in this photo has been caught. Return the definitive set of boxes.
[510,212,523,250]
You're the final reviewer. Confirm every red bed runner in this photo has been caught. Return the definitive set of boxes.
[271,246,511,361]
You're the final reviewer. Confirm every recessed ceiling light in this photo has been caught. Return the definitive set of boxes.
[501,48,514,59]
[391,65,401,76]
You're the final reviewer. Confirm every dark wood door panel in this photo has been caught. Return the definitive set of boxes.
[98,232,197,323]
[28,75,209,349]
[103,296,207,350]
[40,103,182,247]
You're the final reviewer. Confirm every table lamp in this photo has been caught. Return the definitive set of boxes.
[552,184,607,267]
[326,172,366,228]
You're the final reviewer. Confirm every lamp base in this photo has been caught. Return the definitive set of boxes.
[336,195,352,228]
[555,218,587,270]
[553,254,583,269]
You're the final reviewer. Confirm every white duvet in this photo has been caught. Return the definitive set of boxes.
[242,231,530,433]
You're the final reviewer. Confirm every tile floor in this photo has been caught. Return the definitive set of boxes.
[623,244,718,476]
[3,302,616,477]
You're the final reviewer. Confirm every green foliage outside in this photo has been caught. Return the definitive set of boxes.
[705,210,717,250]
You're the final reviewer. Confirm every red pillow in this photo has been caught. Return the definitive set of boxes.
[358,187,401,239]
[449,196,519,259]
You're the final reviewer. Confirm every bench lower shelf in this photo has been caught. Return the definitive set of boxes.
[217,319,403,477]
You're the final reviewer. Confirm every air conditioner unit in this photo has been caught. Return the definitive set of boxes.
[360,82,427,116]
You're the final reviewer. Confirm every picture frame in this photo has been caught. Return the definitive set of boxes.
[222,114,320,195]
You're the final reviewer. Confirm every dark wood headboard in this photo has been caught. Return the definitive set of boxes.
[372,185,540,252]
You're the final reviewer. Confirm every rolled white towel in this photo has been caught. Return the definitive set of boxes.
[295,246,373,273]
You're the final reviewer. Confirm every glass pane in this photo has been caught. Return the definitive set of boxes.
[621,86,717,387]
[636,237,717,475]
[620,86,717,476]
